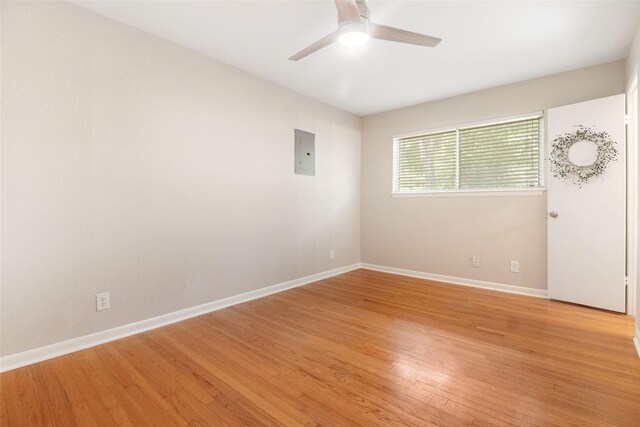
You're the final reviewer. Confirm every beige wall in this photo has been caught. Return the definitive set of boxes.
[0,2,361,356]
[626,23,640,341]
[361,61,626,290]
[626,24,640,81]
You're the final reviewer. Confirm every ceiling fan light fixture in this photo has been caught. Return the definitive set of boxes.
[288,0,441,61]
[338,23,369,47]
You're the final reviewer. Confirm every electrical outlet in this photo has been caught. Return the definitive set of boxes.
[329,250,335,260]
[472,256,480,268]
[96,292,110,311]
[510,261,520,273]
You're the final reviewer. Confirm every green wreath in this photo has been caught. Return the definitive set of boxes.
[549,125,618,187]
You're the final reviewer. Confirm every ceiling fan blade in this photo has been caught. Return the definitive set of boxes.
[288,30,340,61]
[369,23,441,47]
[334,0,362,23]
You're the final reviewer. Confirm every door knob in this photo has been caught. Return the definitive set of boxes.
[549,211,558,218]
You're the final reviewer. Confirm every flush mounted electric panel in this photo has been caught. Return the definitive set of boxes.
[294,129,315,176]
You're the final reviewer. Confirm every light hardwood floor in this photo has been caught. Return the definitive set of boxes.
[1,269,639,426]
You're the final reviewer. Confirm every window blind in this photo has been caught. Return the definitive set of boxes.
[397,130,457,191]
[394,116,543,193]
[459,117,542,189]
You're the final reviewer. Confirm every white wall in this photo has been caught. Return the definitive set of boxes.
[361,61,625,290]
[0,2,361,356]
[626,22,640,345]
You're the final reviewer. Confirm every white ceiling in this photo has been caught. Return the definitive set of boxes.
[73,1,640,116]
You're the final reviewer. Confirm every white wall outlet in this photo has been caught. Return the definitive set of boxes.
[472,256,480,268]
[329,249,335,260]
[510,261,520,273]
[96,292,110,311]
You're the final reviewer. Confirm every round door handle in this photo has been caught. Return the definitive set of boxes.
[549,211,558,218]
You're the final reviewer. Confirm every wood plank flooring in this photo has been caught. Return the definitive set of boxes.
[1,269,639,426]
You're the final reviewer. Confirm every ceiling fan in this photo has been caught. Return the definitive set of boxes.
[289,0,441,61]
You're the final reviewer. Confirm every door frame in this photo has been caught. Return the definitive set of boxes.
[627,69,638,316]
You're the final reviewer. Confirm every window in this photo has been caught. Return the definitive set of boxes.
[393,115,544,194]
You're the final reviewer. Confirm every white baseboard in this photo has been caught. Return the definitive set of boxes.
[0,263,360,373]
[626,276,636,316]
[634,329,640,359]
[360,263,549,299]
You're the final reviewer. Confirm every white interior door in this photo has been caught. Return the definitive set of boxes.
[547,94,626,312]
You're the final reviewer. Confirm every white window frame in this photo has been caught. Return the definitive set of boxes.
[392,111,546,197]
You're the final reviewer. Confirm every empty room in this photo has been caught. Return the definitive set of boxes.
[1,0,640,425]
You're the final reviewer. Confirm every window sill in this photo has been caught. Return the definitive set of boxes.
[391,188,546,198]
